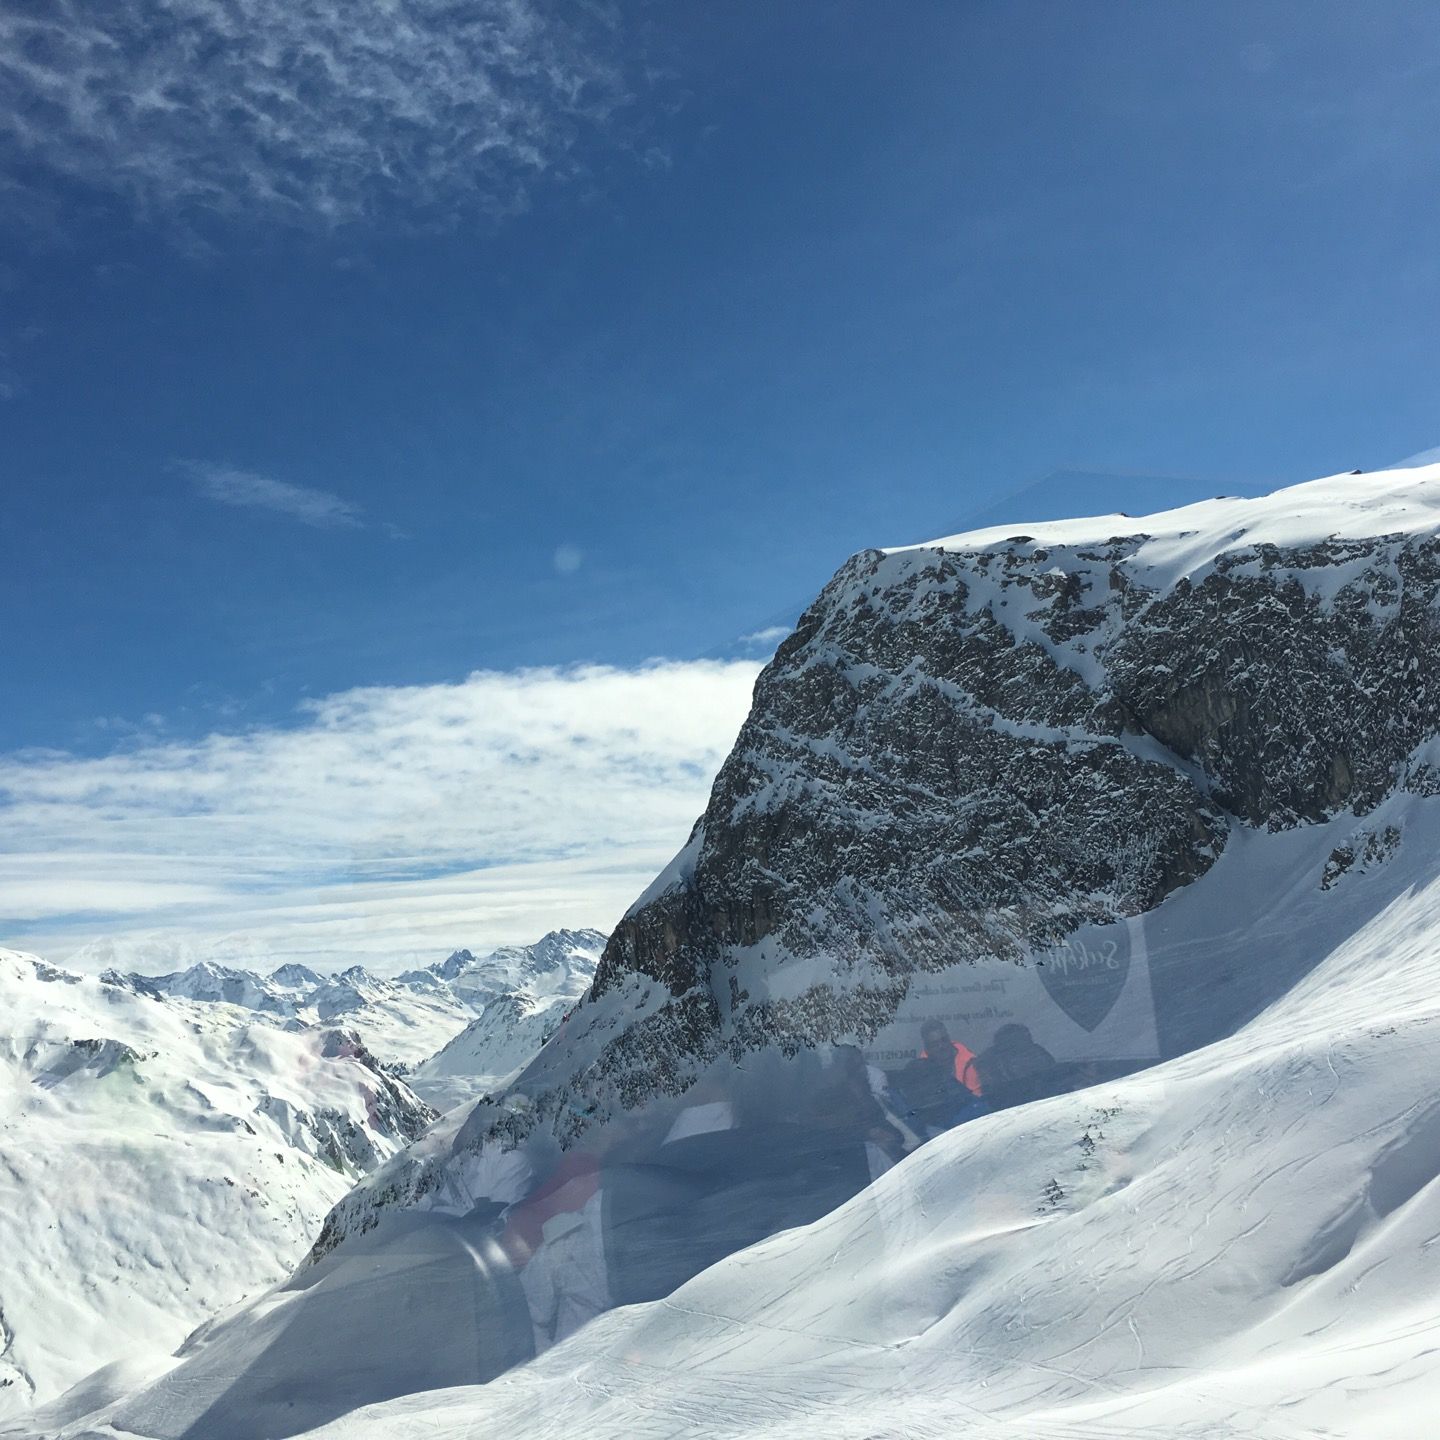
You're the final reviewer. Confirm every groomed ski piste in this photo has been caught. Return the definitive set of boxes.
[22,465,1440,1439]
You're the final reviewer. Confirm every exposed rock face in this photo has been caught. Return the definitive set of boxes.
[1105,540,1440,825]
[567,520,1440,1127]
[601,545,1221,1007]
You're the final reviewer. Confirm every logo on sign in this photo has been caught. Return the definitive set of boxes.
[1037,927,1132,1032]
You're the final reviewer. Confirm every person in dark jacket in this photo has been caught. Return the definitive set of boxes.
[806,1044,908,1166]
[973,1023,1057,1109]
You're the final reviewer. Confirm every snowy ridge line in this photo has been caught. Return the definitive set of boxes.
[901,462,1440,586]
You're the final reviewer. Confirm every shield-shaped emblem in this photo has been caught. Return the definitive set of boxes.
[1037,925,1132,1032]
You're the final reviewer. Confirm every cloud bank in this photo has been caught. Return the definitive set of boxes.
[0,661,761,972]
[0,0,636,230]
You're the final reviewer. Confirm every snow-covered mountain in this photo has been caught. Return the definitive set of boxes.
[310,465,1440,1212]
[104,959,303,1015]
[409,931,604,1112]
[28,464,1440,1438]
[268,962,325,992]
[426,929,606,1010]
[302,967,477,1069]
[0,951,433,1421]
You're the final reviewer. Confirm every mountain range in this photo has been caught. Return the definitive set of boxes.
[96,929,607,1075]
[0,951,432,1419]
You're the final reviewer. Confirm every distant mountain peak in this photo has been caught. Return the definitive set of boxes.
[269,962,324,990]
[428,947,478,981]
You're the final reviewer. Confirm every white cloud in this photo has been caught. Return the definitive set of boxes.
[738,625,791,651]
[0,661,760,972]
[0,0,638,231]
[182,462,364,528]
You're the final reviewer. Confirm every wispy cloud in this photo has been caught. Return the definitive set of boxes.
[738,625,791,652]
[0,0,640,232]
[181,462,364,529]
[1393,445,1440,469]
[0,662,760,972]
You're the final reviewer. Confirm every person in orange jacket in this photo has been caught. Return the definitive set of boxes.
[920,1019,983,1098]
[888,1019,988,1140]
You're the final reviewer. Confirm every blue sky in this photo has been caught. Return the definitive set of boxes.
[3,1,1440,966]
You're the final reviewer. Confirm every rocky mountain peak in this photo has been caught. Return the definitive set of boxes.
[429,948,477,981]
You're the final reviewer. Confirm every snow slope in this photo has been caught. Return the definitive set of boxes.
[0,955,432,1421]
[50,787,1439,1440]
[373,799,1431,1440]
[918,461,1440,592]
[410,993,577,1113]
